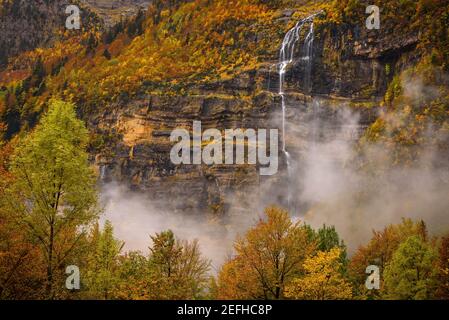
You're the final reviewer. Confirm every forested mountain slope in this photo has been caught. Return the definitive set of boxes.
[0,0,102,67]
[0,0,448,216]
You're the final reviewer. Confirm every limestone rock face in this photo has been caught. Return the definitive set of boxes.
[92,87,278,216]
[281,20,420,99]
[91,11,420,217]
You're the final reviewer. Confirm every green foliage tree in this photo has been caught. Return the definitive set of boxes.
[150,230,181,278]
[383,235,438,300]
[435,235,449,299]
[147,230,211,299]
[113,251,148,300]
[85,220,124,299]
[103,49,112,60]
[314,224,346,252]
[5,99,99,299]
[349,219,428,299]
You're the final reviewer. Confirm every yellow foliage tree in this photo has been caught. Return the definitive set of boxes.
[216,255,262,299]
[217,206,314,300]
[285,248,353,300]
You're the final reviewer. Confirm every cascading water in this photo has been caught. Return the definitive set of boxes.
[302,18,315,94]
[100,165,106,181]
[277,13,319,207]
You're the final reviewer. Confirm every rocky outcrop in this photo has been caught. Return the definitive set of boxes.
[83,0,151,27]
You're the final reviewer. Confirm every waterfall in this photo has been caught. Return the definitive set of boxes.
[302,18,315,94]
[100,165,106,181]
[277,12,320,207]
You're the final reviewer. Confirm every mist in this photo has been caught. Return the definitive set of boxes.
[298,110,449,251]
[289,76,449,251]
[100,183,247,271]
[101,76,449,266]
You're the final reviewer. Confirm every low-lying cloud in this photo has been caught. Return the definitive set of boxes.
[101,76,449,265]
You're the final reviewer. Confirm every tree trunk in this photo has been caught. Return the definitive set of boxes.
[46,222,55,299]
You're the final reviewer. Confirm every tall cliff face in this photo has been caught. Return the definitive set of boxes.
[309,19,420,99]
[1,0,447,219]
[91,76,278,216]
[90,7,405,217]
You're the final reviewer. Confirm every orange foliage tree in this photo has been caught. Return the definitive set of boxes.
[217,206,315,299]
